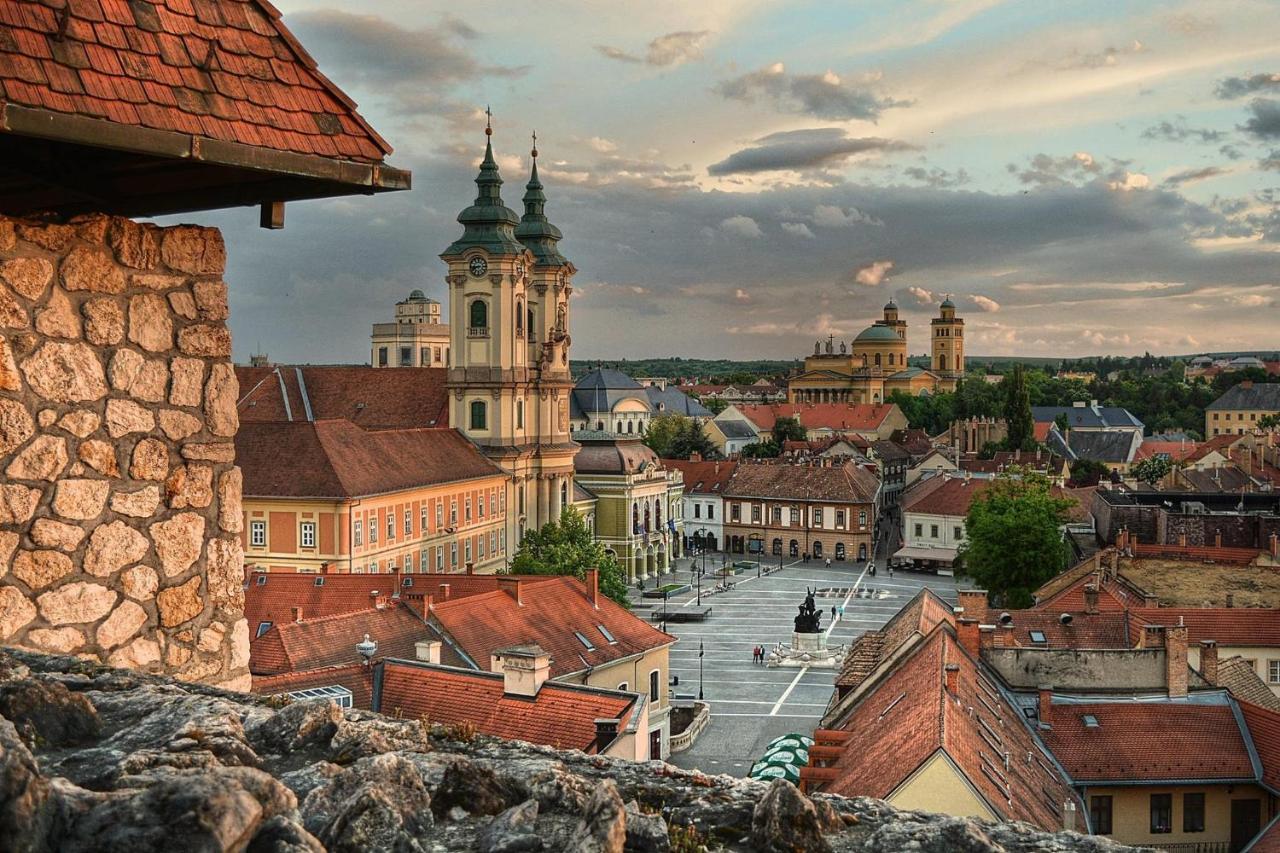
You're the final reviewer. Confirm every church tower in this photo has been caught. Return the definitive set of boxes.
[881,299,907,341]
[930,296,964,388]
[442,120,577,551]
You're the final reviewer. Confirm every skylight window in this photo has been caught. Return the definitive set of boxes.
[313,577,325,587]
[256,575,267,585]
[255,621,272,638]
[284,685,353,709]
[1083,714,1100,728]
[402,577,413,587]
[597,624,617,644]
[575,631,596,651]
[1028,630,1047,644]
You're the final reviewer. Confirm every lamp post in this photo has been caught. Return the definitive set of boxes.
[698,640,704,700]
[661,589,669,632]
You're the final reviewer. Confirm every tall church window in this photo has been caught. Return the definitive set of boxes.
[516,399,524,429]
[616,421,623,433]
[469,400,487,430]
[469,299,488,330]
[527,307,535,341]
[515,300,524,336]
[560,481,568,507]
[627,421,634,434]
[874,353,881,367]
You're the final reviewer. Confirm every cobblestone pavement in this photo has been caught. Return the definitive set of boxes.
[638,553,957,776]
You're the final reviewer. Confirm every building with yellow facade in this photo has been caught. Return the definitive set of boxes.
[788,299,964,404]
[371,289,451,368]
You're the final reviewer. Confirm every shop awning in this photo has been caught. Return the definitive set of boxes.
[893,545,958,564]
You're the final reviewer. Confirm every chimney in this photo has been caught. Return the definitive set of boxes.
[944,663,960,694]
[1200,640,1219,685]
[493,645,551,697]
[415,639,442,664]
[979,625,995,651]
[319,562,332,575]
[594,718,621,752]
[956,617,980,659]
[1167,623,1189,699]
[1140,624,1165,649]
[1178,531,1187,548]
[1063,801,1077,833]
[1083,585,1099,615]
[956,589,989,617]
[438,583,451,601]
[291,606,303,622]
[498,577,524,606]
[406,593,432,619]
[1037,685,1053,728]
[466,562,475,575]
[1227,592,1235,609]
[1214,530,1223,548]
[585,567,600,609]
[1270,532,1278,558]
[690,451,702,462]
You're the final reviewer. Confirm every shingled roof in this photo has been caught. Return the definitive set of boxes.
[723,460,880,504]
[235,365,450,430]
[249,604,430,675]
[0,0,408,218]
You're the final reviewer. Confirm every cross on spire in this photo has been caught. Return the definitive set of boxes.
[485,104,492,136]
[531,129,538,159]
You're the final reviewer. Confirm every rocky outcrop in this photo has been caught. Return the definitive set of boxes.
[0,648,1135,853]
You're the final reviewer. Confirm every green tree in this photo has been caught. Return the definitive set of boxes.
[669,418,718,460]
[1259,413,1280,430]
[740,439,781,458]
[508,507,630,607]
[702,398,729,415]
[1131,455,1172,486]
[1069,458,1108,486]
[642,413,683,457]
[771,416,806,445]
[1054,412,1070,434]
[1002,365,1035,451]
[958,469,1073,607]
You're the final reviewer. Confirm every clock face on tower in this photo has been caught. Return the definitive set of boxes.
[468,257,488,277]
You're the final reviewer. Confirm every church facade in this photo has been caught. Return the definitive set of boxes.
[788,299,965,404]
[442,126,578,548]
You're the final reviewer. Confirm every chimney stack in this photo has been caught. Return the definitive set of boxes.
[1215,530,1223,548]
[1226,592,1235,609]
[291,606,303,622]
[690,451,702,462]
[1270,533,1278,558]
[1166,623,1189,699]
[594,718,621,752]
[415,639,442,664]
[585,567,600,609]
[944,663,960,694]
[979,625,995,651]
[957,617,981,659]
[956,589,989,617]
[1200,640,1219,685]
[492,645,551,696]
[1038,685,1053,728]
[498,577,524,606]
[1141,624,1165,649]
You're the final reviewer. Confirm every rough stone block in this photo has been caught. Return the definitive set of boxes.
[24,626,85,654]
[57,410,100,438]
[34,288,81,340]
[0,398,36,453]
[0,335,20,390]
[85,521,150,577]
[159,410,202,441]
[31,519,86,552]
[110,485,161,518]
[169,357,204,407]
[107,218,160,270]
[18,222,76,251]
[178,324,232,357]
[37,581,117,626]
[21,341,108,401]
[78,439,120,476]
[217,467,243,533]
[6,435,69,481]
[0,484,41,524]
[51,479,109,520]
[161,226,226,274]
[192,281,229,320]
[0,586,37,640]
[157,575,204,628]
[127,293,174,352]
[96,600,148,650]
[129,437,169,481]
[150,512,206,577]
[181,442,235,463]
[61,246,126,294]
[0,285,29,329]
[83,298,125,345]
[168,290,198,320]
[166,463,212,509]
[120,565,159,601]
[205,362,238,437]
[105,398,155,437]
[0,257,54,300]
[13,549,76,591]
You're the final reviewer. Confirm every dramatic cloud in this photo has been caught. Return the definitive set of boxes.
[1233,293,1274,307]
[1243,99,1280,139]
[1141,119,1224,144]
[708,129,914,176]
[853,260,894,286]
[971,294,1000,312]
[811,204,881,227]
[1216,72,1280,99]
[903,166,971,188]
[781,222,816,238]
[719,215,764,238]
[1164,166,1228,186]
[1261,151,1280,171]
[715,62,909,121]
[596,31,711,67]
[906,286,934,305]
[1013,151,1103,185]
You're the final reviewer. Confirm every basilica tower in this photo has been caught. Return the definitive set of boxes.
[930,297,964,388]
[881,299,907,341]
[442,122,577,550]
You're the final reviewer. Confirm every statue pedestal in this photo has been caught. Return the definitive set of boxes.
[766,631,843,669]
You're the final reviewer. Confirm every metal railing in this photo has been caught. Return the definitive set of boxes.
[1144,842,1227,853]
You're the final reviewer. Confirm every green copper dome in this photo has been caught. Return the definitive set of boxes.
[854,324,903,343]
[443,132,525,258]
[515,146,568,267]
[884,299,898,311]
[940,297,956,309]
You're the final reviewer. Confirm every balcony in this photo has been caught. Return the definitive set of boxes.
[1145,843,1227,853]
[466,327,490,339]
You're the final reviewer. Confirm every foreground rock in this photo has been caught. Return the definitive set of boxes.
[0,648,1134,852]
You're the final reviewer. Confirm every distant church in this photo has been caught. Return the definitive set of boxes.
[788,299,964,404]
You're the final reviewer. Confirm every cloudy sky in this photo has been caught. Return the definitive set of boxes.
[191,0,1280,362]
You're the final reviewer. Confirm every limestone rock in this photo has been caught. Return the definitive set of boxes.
[61,246,126,294]
[624,799,670,853]
[131,359,169,403]
[0,587,37,640]
[567,778,626,853]
[478,800,543,853]
[0,484,41,524]
[300,752,435,851]
[120,565,159,601]
[105,398,155,437]
[85,521,151,577]
[218,467,243,533]
[169,357,204,407]
[159,409,202,441]
[205,362,239,437]
[5,434,67,481]
[197,623,226,654]
[0,284,29,329]
[12,550,75,591]
[160,226,226,274]
[37,409,55,427]
[167,290,197,320]
[31,519,86,552]
[72,213,110,244]
[0,397,35,454]
[130,437,170,481]
[51,479,109,521]
[127,293,174,352]
[109,347,143,391]
[192,280,229,321]
[106,636,161,670]
[37,582,117,626]
[166,463,212,509]
[57,409,100,438]
[247,699,344,755]
[150,512,205,577]
[181,442,235,463]
[111,485,161,518]
[751,779,833,853]
[34,287,81,339]
[230,618,250,671]
[178,323,232,358]
[0,677,99,748]
[18,221,76,252]
[0,257,53,300]
[0,530,18,573]
[23,627,84,655]
[0,334,20,390]
[21,341,108,402]
[130,273,185,291]
[77,439,119,476]
[157,576,204,628]
[107,217,160,269]
[83,297,125,345]
[96,600,148,650]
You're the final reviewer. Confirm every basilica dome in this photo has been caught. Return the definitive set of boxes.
[853,324,902,343]
[573,434,660,475]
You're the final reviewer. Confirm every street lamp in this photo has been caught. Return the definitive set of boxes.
[698,639,704,700]
[661,589,669,632]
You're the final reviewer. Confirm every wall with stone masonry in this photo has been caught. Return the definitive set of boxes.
[0,214,248,690]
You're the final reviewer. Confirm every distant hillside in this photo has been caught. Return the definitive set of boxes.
[570,358,800,382]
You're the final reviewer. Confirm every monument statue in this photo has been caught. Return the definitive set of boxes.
[794,587,822,634]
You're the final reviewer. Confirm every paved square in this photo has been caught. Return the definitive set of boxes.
[639,556,957,776]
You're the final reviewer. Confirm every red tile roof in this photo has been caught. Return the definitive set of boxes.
[902,476,991,516]
[1039,698,1257,783]
[733,403,898,433]
[0,0,390,162]
[249,604,429,675]
[1135,440,1201,463]
[375,660,639,753]
[235,419,504,499]
[235,365,449,430]
[818,625,1081,831]
[251,662,373,708]
[661,459,737,495]
[833,588,954,695]
[723,460,880,504]
[429,576,675,679]
[980,609,1133,650]
[1130,608,1280,647]
[1240,699,1280,791]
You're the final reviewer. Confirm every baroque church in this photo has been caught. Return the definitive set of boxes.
[787,299,965,404]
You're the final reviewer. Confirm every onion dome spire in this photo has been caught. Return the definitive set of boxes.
[443,106,524,257]
[516,129,568,266]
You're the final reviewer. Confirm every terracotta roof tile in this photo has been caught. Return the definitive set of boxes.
[1130,608,1280,647]
[249,605,428,675]
[723,460,880,504]
[1240,699,1280,791]
[661,459,737,495]
[375,660,639,753]
[251,662,373,708]
[1219,657,1280,713]
[733,403,899,433]
[0,0,390,162]
[902,477,991,516]
[235,365,450,431]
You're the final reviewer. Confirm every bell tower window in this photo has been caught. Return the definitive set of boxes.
[469,299,488,331]
[469,400,487,430]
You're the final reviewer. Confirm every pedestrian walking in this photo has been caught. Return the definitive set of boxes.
[830,605,837,620]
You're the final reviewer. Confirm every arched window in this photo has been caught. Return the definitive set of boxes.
[772,538,782,555]
[632,503,640,534]
[813,541,823,558]
[469,400,487,430]
[938,354,947,370]
[874,352,881,367]
[627,421,634,434]
[515,300,524,335]
[616,421,623,433]
[516,399,524,429]
[469,299,487,329]
[596,420,604,431]
[655,501,662,529]
[790,540,799,557]
[527,307,535,339]
[560,480,568,507]
[644,503,651,532]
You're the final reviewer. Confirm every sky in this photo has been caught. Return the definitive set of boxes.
[187,0,1280,363]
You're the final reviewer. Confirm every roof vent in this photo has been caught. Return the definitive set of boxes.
[356,402,367,409]
[369,590,379,597]
[1083,714,1099,728]
[998,611,1012,625]
[356,633,377,664]
[1059,613,1073,626]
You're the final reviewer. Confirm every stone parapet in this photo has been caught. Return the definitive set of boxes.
[0,214,247,690]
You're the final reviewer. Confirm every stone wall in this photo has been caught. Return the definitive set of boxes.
[0,214,247,690]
